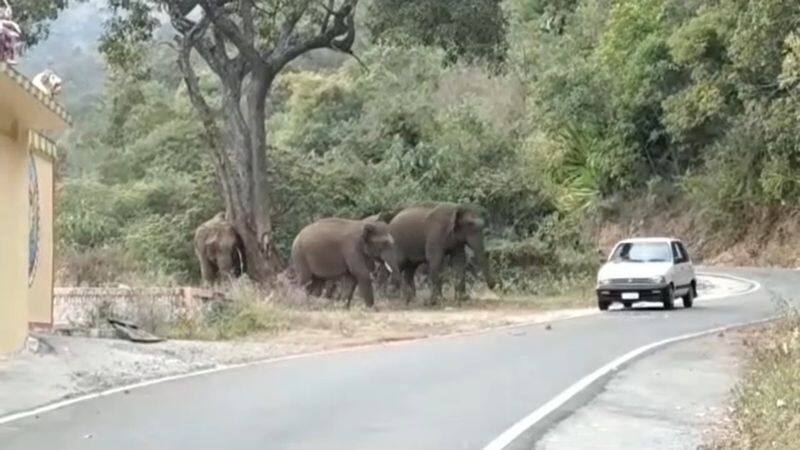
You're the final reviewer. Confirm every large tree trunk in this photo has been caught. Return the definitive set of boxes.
[224,126,285,282]
[177,44,284,284]
[169,0,359,283]
[218,76,284,282]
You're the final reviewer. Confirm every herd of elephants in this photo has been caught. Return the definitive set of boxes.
[194,202,496,308]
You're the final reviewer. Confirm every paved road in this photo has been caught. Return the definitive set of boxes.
[1,267,797,450]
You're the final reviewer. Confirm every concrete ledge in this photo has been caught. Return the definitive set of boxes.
[53,287,222,329]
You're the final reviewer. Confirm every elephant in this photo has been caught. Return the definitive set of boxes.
[364,213,398,294]
[319,213,399,302]
[194,212,246,284]
[389,202,496,305]
[291,218,400,308]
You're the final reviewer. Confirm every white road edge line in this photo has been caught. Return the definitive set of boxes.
[0,310,599,426]
[0,272,757,427]
[482,274,764,450]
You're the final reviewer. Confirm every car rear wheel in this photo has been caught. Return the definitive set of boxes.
[663,285,675,310]
[682,285,694,308]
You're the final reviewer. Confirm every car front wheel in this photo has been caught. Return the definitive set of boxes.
[682,285,694,308]
[598,299,610,311]
[663,285,675,310]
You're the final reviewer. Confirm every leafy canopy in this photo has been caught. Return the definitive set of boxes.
[365,0,508,66]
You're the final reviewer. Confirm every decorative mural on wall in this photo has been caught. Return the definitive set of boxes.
[28,150,39,286]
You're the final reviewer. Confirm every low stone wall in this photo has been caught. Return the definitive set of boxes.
[53,287,221,329]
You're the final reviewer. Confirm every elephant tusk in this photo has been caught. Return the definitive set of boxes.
[384,261,393,274]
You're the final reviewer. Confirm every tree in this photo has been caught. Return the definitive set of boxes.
[365,0,507,66]
[10,0,69,46]
[101,0,360,282]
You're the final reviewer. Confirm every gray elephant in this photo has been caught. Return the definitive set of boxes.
[319,213,399,302]
[291,218,399,308]
[389,202,495,304]
[194,212,245,284]
[364,213,398,294]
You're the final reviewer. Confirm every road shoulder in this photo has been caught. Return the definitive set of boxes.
[0,307,594,420]
[535,331,744,450]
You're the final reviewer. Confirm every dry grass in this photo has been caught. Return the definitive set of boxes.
[167,278,595,345]
[708,313,800,449]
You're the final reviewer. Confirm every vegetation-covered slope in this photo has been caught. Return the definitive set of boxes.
[50,0,800,287]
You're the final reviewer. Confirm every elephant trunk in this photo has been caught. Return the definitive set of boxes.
[380,247,402,286]
[467,235,496,290]
[217,251,235,280]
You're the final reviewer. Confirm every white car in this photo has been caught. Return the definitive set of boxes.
[596,237,696,311]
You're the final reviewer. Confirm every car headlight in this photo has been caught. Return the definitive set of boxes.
[597,278,612,286]
[650,275,666,284]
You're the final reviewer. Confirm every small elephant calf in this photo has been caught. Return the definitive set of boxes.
[194,212,246,285]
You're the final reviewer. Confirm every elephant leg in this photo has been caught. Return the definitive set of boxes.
[401,264,417,305]
[426,250,445,306]
[323,279,338,301]
[308,278,325,297]
[452,246,468,302]
[341,275,357,308]
[197,249,215,286]
[356,277,375,309]
[209,262,221,285]
[373,264,389,297]
[376,261,400,298]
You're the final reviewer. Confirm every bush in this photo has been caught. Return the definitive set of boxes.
[200,280,289,340]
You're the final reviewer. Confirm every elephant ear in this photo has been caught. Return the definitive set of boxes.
[362,222,379,241]
[449,206,466,235]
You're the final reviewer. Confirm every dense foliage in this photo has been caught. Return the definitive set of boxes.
[54,0,800,290]
[366,0,508,66]
[58,57,221,284]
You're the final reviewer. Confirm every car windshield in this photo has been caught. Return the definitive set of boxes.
[611,242,672,263]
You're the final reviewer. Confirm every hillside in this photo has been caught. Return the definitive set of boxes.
[19,0,108,117]
[21,0,798,289]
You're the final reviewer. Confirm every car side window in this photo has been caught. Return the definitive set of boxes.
[677,242,691,262]
[671,242,685,263]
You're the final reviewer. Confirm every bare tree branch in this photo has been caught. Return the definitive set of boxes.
[267,0,358,72]
[273,1,312,55]
[200,0,263,66]
[169,11,228,78]
[320,0,335,32]
[239,0,254,42]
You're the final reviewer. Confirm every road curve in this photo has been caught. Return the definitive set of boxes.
[1,267,796,450]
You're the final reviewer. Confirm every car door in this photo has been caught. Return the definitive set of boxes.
[670,241,690,290]
[677,241,695,285]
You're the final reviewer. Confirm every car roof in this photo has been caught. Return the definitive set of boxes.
[616,237,681,244]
